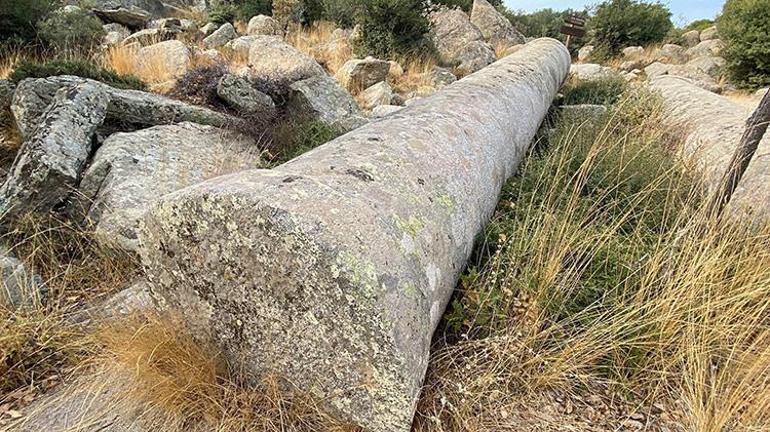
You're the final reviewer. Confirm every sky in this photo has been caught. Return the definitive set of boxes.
[503,1,725,25]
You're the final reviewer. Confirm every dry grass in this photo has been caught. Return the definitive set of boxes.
[415,89,770,431]
[0,49,30,80]
[101,40,192,93]
[0,216,138,410]
[390,56,438,96]
[286,21,351,74]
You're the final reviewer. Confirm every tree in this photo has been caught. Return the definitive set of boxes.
[589,0,673,57]
[719,0,770,88]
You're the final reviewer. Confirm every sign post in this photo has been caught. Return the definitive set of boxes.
[560,14,586,49]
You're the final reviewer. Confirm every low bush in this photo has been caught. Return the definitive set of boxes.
[36,8,105,53]
[0,0,57,47]
[208,0,273,24]
[719,0,770,88]
[274,119,341,163]
[9,58,146,90]
[589,0,674,57]
[560,74,627,105]
[353,0,433,59]
[171,64,228,108]
[685,18,715,32]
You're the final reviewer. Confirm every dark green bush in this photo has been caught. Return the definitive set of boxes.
[503,8,589,55]
[719,0,770,88]
[37,8,105,52]
[9,59,146,90]
[685,18,715,32]
[353,0,433,59]
[208,0,273,24]
[561,75,627,106]
[589,0,673,57]
[320,0,359,27]
[0,0,58,47]
[275,120,341,163]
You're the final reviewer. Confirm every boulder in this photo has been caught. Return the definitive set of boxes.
[470,0,525,47]
[138,39,191,80]
[247,14,282,36]
[77,123,261,253]
[0,79,13,125]
[335,57,391,93]
[91,0,165,15]
[657,43,686,63]
[102,23,131,46]
[686,56,725,77]
[371,104,404,118]
[619,59,645,72]
[454,41,497,76]
[0,83,110,223]
[425,66,457,89]
[756,88,769,99]
[429,7,495,74]
[686,39,725,59]
[93,7,152,29]
[622,46,644,58]
[139,38,570,432]
[359,81,393,110]
[388,61,404,78]
[216,73,276,116]
[700,26,718,41]
[644,62,722,93]
[247,36,326,90]
[1,247,46,310]
[200,22,218,36]
[11,76,239,139]
[224,35,261,57]
[286,74,366,131]
[122,27,177,45]
[203,22,237,49]
[682,30,700,47]
[570,63,614,80]
[502,44,524,57]
[578,45,595,62]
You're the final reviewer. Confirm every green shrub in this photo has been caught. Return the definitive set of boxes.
[561,75,627,105]
[209,0,273,24]
[276,120,341,162]
[9,59,146,90]
[0,0,58,46]
[685,18,715,32]
[503,8,589,56]
[353,0,433,59]
[719,0,770,88]
[589,0,673,57]
[37,8,104,52]
[320,0,359,27]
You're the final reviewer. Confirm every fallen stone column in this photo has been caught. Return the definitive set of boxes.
[650,75,770,219]
[141,38,570,432]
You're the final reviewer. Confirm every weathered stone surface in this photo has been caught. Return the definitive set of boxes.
[388,61,404,78]
[216,73,276,115]
[644,62,722,93]
[470,0,525,47]
[359,81,393,110]
[0,83,110,223]
[335,57,391,93]
[286,74,366,131]
[199,22,218,36]
[247,14,282,36]
[578,45,594,62]
[1,246,46,310]
[425,66,457,89]
[139,38,570,432]
[93,7,152,29]
[682,30,700,47]
[223,35,260,57]
[620,59,646,72]
[102,22,131,46]
[371,104,404,118]
[0,79,13,125]
[11,76,239,139]
[700,26,718,41]
[570,63,614,80]
[686,39,724,59]
[502,44,524,57]
[686,56,725,77]
[138,40,191,79]
[77,123,261,253]
[91,0,165,15]
[657,43,686,63]
[622,46,644,58]
[203,22,237,49]
[651,75,769,219]
[429,7,495,74]
[454,40,497,75]
[122,27,177,45]
[247,36,326,87]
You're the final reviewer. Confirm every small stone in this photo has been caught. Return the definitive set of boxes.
[203,22,237,49]
[335,57,391,93]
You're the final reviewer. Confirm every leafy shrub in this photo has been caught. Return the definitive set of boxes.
[561,75,627,105]
[589,0,673,57]
[9,59,146,90]
[37,8,105,52]
[0,0,57,46]
[320,0,359,27]
[685,18,715,32]
[719,0,770,88]
[208,0,273,24]
[353,0,433,59]
[503,8,589,55]
[275,120,341,162]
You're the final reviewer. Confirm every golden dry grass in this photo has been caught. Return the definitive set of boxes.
[286,21,351,74]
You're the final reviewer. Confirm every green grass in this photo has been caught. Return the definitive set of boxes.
[561,74,628,106]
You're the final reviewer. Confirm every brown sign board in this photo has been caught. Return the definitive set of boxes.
[560,25,586,38]
[565,15,586,26]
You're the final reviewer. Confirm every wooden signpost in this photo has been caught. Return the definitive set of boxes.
[560,14,586,49]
